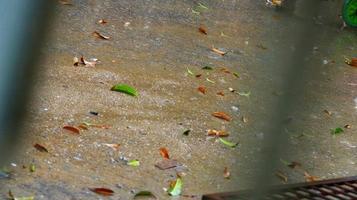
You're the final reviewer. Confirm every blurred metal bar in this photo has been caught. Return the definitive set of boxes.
[0,0,54,164]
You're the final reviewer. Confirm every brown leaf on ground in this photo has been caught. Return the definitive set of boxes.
[220,67,231,74]
[80,56,98,67]
[73,56,79,66]
[155,159,180,170]
[92,31,110,40]
[89,188,114,196]
[159,147,170,159]
[78,124,88,130]
[211,46,226,56]
[34,143,48,153]
[195,74,202,78]
[217,91,224,96]
[304,172,319,182]
[276,171,288,183]
[198,86,206,94]
[212,112,231,121]
[198,25,207,35]
[63,125,80,135]
[103,143,120,151]
[98,19,108,24]
[207,129,229,137]
[344,124,351,129]
[223,167,230,179]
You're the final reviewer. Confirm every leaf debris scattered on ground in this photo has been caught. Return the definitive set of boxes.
[92,31,110,40]
[183,129,190,136]
[223,167,230,179]
[159,147,170,159]
[238,91,251,97]
[217,91,224,96]
[98,19,108,24]
[103,143,120,151]
[111,84,138,96]
[79,56,98,67]
[187,68,194,76]
[212,111,231,121]
[219,138,238,148]
[345,57,357,67]
[63,125,80,135]
[198,25,207,35]
[134,191,157,199]
[33,143,48,153]
[155,159,180,170]
[211,46,227,56]
[198,86,206,94]
[276,170,288,183]
[89,188,114,196]
[207,129,229,137]
[8,190,34,200]
[202,66,213,70]
[167,177,183,196]
[127,159,140,167]
[206,78,215,84]
[331,127,344,135]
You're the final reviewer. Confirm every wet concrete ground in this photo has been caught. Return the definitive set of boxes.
[1,0,356,199]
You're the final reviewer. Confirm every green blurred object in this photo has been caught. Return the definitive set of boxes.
[343,0,357,27]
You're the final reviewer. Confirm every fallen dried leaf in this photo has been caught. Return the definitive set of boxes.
[228,87,235,92]
[242,116,248,123]
[276,171,288,183]
[207,129,229,137]
[212,112,231,121]
[134,191,157,199]
[304,171,319,182]
[34,144,48,153]
[63,125,80,135]
[89,188,114,196]
[103,143,120,151]
[168,177,183,196]
[159,147,170,159]
[78,124,88,130]
[223,167,230,179]
[217,91,224,96]
[345,58,357,67]
[220,67,231,74]
[198,25,207,35]
[206,78,215,84]
[155,159,180,170]
[98,19,108,24]
[8,190,34,200]
[73,56,79,66]
[211,46,226,56]
[323,109,332,116]
[80,56,98,67]
[195,74,202,78]
[256,44,268,50]
[92,31,110,40]
[198,86,206,94]
[344,124,351,129]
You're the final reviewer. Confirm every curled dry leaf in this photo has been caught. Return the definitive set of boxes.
[276,171,288,183]
[103,143,120,151]
[63,125,80,135]
[198,86,206,94]
[223,167,230,179]
[198,25,207,35]
[89,188,114,196]
[304,171,319,182]
[159,147,170,159]
[211,46,226,56]
[345,58,357,67]
[80,56,98,67]
[207,129,229,137]
[344,124,351,129]
[155,159,180,170]
[73,56,79,66]
[217,91,224,96]
[98,19,108,24]
[212,112,231,121]
[34,143,48,153]
[323,109,332,116]
[92,31,110,40]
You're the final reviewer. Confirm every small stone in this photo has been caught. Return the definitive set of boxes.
[231,106,239,112]
[322,60,328,65]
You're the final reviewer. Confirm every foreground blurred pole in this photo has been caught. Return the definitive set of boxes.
[0,0,53,164]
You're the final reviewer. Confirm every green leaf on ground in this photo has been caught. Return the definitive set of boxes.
[233,72,240,78]
[127,159,140,167]
[134,191,156,199]
[29,164,36,173]
[191,9,200,15]
[202,66,213,70]
[167,177,183,196]
[197,3,208,9]
[219,138,238,148]
[330,127,344,135]
[111,84,138,96]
